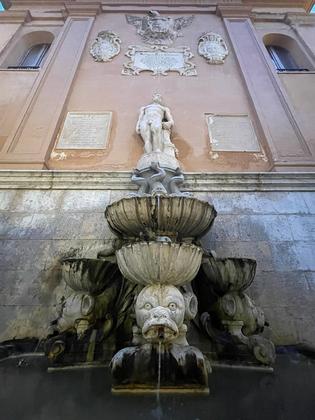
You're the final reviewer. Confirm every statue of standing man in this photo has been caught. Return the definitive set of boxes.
[136,94,175,155]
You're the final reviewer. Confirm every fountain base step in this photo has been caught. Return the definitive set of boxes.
[111,386,209,395]
[111,344,210,394]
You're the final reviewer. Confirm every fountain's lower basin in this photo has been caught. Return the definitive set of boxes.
[61,258,118,294]
[105,195,217,240]
[202,255,257,294]
[116,242,203,286]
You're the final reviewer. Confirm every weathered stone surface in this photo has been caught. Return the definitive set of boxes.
[288,216,315,240]
[301,192,315,214]
[9,190,65,212]
[209,192,310,215]
[207,241,274,272]
[202,215,240,242]
[0,191,17,211]
[293,242,315,271]
[60,190,110,212]
[0,184,314,348]
[237,215,293,242]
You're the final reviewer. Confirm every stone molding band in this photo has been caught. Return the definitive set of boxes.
[0,170,314,192]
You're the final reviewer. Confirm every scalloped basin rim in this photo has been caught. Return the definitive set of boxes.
[116,241,203,286]
[105,195,217,239]
[61,258,118,294]
[202,256,257,293]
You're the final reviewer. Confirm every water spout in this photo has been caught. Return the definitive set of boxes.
[158,327,164,341]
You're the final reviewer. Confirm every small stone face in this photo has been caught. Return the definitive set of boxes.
[135,284,185,343]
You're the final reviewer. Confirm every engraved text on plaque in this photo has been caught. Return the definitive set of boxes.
[207,114,260,152]
[122,45,197,76]
[56,112,112,149]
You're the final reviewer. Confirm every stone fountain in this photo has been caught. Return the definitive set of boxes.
[0,94,275,395]
[106,94,274,393]
[107,94,215,393]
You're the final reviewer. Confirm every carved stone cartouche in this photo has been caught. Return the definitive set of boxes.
[198,32,229,64]
[90,31,121,62]
[122,45,197,77]
[198,32,228,64]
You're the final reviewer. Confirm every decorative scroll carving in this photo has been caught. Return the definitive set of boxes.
[122,45,197,76]
[198,32,228,64]
[90,31,121,62]
[126,10,194,46]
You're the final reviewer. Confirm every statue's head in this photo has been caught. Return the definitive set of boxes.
[135,284,186,343]
[152,93,164,106]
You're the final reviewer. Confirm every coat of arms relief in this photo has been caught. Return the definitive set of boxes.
[90,31,121,62]
[126,10,194,46]
[198,32,229,64]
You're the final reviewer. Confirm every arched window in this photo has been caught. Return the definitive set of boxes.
[8,43,50,69]
[266,45,301,71]
[1,30,54,70]
[264,33,312,72]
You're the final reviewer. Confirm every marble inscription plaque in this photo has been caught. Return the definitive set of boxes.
[122,45,197,76]
[56,112,112,149]
[134,51,185,72]
[207,115,260,152]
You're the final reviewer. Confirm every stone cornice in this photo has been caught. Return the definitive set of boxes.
[7,0,314,12]
[252,11,315,23]
[243,0,314,12]
[64,3,102,17]
[0,171,314,191]
[285,13,315,26]
[217,5,252,18]
[0,10,31,23]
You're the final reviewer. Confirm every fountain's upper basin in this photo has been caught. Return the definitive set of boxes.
[105,195,217,240]
[116,242,203,286]
[202,255,257,294]
[61,258,118,294]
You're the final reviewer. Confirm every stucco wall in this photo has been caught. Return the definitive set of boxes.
[53,12,268,172]
[0,172,314,347]
[280,73,315,156]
